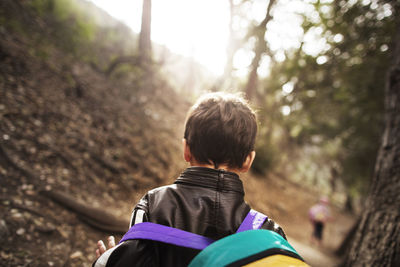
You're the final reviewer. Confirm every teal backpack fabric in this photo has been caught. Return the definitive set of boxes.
[188,229,304,267]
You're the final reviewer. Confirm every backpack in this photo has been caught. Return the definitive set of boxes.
[119,209,309,266]
[309,204,329,222]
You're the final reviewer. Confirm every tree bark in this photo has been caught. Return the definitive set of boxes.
[342,19,400,266]
[139,0,152,64]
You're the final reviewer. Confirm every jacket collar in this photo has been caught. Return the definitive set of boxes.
[175,167,244,195]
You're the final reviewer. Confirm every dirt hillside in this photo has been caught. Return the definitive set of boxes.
[0,3,189,264]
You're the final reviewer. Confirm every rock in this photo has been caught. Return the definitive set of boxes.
[11,212,23,221]
[26,190,36,196]
[0,220,9,240]
[57,227,69,239]
[33,120,42,126]
[33,219,56,234]
[1,251,10,260]
[70,251,83,259]
[16,228,25,235]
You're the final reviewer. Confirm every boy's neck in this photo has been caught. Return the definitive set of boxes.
[189,162,240,174]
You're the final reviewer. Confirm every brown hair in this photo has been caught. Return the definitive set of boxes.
[184,92,257,169]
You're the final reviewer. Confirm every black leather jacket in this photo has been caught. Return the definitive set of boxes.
[94,167,286,267]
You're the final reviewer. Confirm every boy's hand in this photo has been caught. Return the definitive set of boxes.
[95,236,116,258]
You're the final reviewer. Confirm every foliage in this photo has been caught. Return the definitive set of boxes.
[254,0,396,196]
[252,134,280,174]
[28,0,96,58]
[0,0,96,60]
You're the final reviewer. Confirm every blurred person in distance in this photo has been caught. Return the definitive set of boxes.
[308,196,331,247]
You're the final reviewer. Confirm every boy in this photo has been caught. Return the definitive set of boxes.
[93,92,286,267]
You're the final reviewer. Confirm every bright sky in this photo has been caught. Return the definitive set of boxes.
[87,0,312,76]
[88,0,230,75]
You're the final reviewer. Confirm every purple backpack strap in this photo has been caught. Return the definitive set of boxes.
[236,209,268,233]
[119,222,215,250]
[118,210,266,250]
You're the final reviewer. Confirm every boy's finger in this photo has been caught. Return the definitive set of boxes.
[107,236,116,247]
[96,249,100,258]
[97,240,106,254]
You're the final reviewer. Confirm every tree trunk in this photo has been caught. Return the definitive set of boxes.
[342,20,400,266]
[244,0,276,100]
[222,0,235,85]
[139,0,152,64]
[336,217,361,257]
[212,0,238,92]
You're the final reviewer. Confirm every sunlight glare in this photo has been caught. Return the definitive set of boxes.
[303,26,328,57]
[233,48,253,77]
[316,55,328,65]
[89,0,229,75]
[152,0,229,75]
[281,105,291,116]
[88,0,312,77]
[282,82,294,95]
[333,33,344,43]
[257,56,271,78]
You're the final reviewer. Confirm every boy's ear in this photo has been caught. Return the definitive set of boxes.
[240,151,256,173]
[182,139,192,162]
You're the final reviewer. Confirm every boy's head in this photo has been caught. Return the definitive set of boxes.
[184,92,257,170]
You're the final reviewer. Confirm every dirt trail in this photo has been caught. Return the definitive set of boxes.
[243,172,355,266]
[289,238,340,267]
